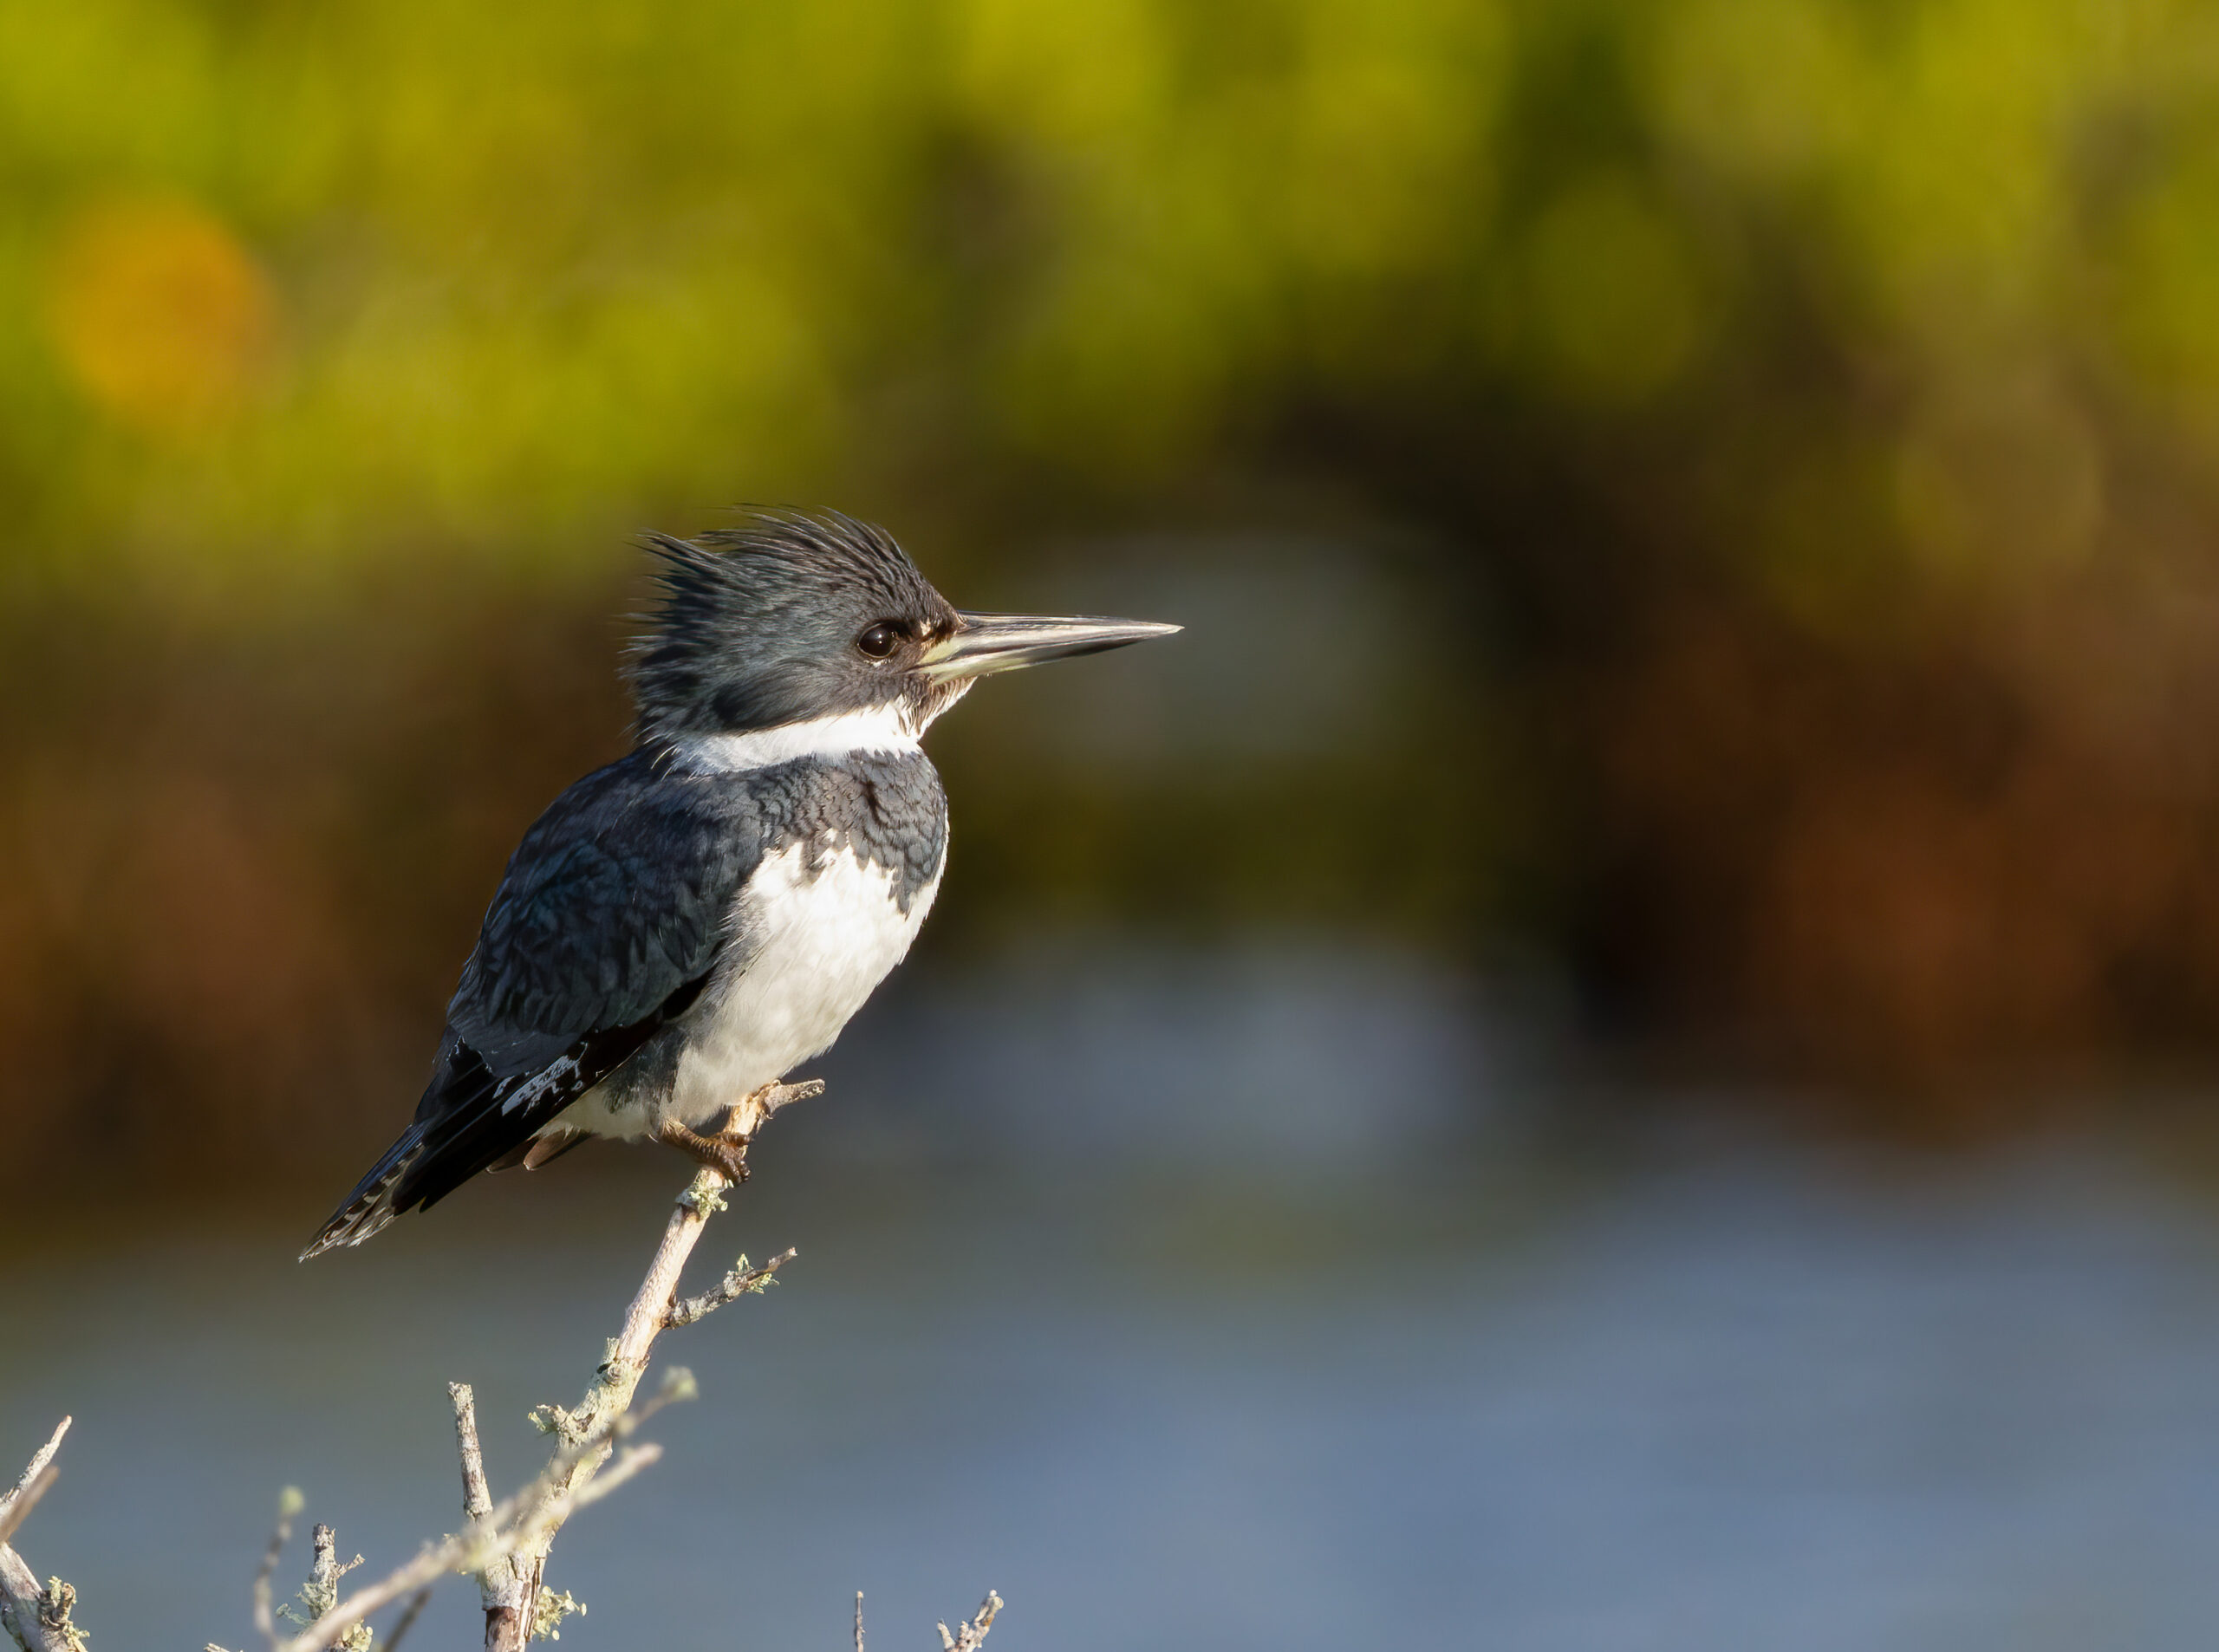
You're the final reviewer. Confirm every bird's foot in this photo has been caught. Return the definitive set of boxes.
[653,1078,824,1185]
[653,1118,752,1184]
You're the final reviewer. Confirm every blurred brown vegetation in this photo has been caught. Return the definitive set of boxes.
[7,0,2219,1187]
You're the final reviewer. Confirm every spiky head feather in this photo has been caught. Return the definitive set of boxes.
[629,511,958,738]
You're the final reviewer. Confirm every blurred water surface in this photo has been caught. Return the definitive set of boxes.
[8,953,2219,1651]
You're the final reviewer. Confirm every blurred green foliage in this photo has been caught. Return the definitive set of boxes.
[1,0,2200,591]
[8,0,2219,1171]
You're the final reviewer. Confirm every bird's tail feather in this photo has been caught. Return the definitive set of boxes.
[299,1122,429,1260]
[302,1020,653,1259]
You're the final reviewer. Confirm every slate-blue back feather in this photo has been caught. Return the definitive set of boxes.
[451,750,765,1071]
[303,749,773,1254]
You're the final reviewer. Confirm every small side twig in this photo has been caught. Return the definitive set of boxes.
[450,1382,525,1644]
[0,1473,54,1552]
[0,1420,79,1652]
[466,1076,814,1649]
[379,1588,433,1652]
[250,1487,304,1645]
[450,1385,493,1524]
[277,1523,364,1649]
[231,1076,813,1652]
[666,1247,795,1329]
[937,1590,1004,1652]
[270,1381,680,1652]
[0,1421,67,1543]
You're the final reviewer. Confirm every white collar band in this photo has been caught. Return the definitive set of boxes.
[669,704,920,774]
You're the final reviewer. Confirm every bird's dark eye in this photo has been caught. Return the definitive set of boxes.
[856,621,904,659]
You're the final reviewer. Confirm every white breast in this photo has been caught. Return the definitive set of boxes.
[655,840,939,1132]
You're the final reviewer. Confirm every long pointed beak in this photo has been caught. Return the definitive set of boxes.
[919,611,1181,681]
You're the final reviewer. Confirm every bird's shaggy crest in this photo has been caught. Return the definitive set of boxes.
[629,511,953,738]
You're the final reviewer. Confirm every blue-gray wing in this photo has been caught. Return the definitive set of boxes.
[449,750,764,1072]
[304,748,764,1255]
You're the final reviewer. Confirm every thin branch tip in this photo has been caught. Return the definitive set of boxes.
[0,1469,55,1551]
[665,1246,797,1328]
[936,1590,1005,1652]
[0,1417,73,1550]
[450,1382,494,1520]
[10,1421,69,1497]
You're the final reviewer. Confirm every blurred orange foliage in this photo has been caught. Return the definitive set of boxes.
[45,198,275,434]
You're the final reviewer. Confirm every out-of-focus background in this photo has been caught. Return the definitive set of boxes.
[12,1,2219,1647]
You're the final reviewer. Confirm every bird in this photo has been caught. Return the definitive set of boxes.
[303,511,1176,1259]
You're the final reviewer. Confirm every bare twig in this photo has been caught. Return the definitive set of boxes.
[0,1421,67,1530]
[251,1487,305,1644]
[0,1473,53,1553]
[0,1420,78,1652]
[0,1416,68,1575]
[281,1080,817,1652]
[472,1076,814,1649]
[270,1395,674,1652]
[15,1076,822,1651]
[380,1587,432,1652]
[278,1522,365,1649]
[937,1590,1004,1652]
[666,1246,796,1328]
[450,1385,493,1523]
[305,1525,347,1604]
[222,1376,680,1652]
[855,1590,865,1652]
[739,1075,824,1131]
[450,1382,526,1643]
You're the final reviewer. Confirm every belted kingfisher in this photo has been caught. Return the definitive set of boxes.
[303,512,1176,1258]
